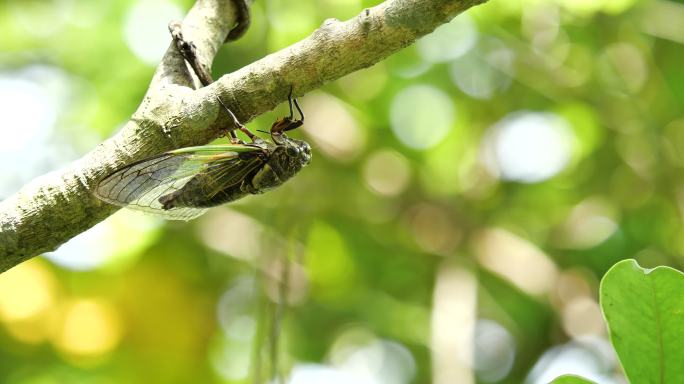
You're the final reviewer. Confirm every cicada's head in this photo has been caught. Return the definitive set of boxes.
[250,134,311,192]
[251,90,310,190]
[271,134,312,175]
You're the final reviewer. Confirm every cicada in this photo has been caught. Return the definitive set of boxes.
[94,93,311,220]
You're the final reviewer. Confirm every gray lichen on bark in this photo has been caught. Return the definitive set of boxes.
[0,0,487,273]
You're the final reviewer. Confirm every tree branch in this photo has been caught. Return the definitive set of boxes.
[0,0,487,272]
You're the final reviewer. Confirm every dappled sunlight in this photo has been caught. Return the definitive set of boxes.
[123,0,182,65]
[431,265,477,384]
[2,0,683,381]
[363,149,411,197]
[45,209,161,271]
[0,72,55,197]
[562,297,606,339]
[526,338,621,384]
[390,85,455,150]
[416,13,477,63]
[338,63,388,101]
[473,319,516,382]
[641,0,684,44]
[266,0,317,50]
[7,0,69,36]
[475,228,558,296]
[481,112,575,183]
[301,92,365,161]
[51,298,123,361]
[198,208,265,262]
[552,198,618,249]
[283,329,416,384]
[209,331,254,381]
[598,42,648,95]
[327,330,416,384]
[0,260,58,344]
[216,277,257,339]
[403,203,461,255]
[552,269,595,308]
[450,37,514,100]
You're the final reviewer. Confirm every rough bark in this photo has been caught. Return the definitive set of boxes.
[0,0,487,272]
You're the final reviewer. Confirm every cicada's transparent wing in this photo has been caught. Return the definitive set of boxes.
[95,144,264,220]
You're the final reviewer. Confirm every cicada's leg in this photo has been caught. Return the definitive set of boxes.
[228,130,242,144]
[271,86,305,136]
[218,97,258,142]
[282,95,304,132]
[288,86,305,124]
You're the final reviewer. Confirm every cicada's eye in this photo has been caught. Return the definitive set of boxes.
[286,146,300,157]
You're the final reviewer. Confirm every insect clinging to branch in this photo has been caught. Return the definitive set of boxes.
[94,90,312,220]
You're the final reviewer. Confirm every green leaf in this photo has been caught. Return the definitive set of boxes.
[549,374,596,384]
[600,259,684,383]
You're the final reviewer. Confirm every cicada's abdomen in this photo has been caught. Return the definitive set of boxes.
[158,151,266,209]
[158,172,249,209]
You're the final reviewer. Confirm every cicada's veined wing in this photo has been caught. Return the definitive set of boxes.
[95,144,265,220]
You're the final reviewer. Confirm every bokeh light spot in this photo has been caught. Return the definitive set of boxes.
[417,14,477,63]
[599,42,648,95]
[475,228,558,296]
[0,259,57,322]
[390,85,455,150]
[44,209,160,271]
[405,204,461,255]
[52,298,122,359]
[123,0,183,65]
[562,297,606,339]
[302,92,365,161]
[474,319,516,382]
[526,338,619,383]
[450,38,514,100]
[338,63,388,102]
[216,277,257,337]
[199,209,264,261]
[482,112,574,183]
[287,364,375,384]
[0,66,102,197]
[363,149,411,197]
[553,269,593,308]
[329,329,416,384]
[210,333,253,381]
[68,0,110,28]
[432,265,477,384]
[641,1,684,44]
[8,0,70,36]
[0,78,54,153]
[553,198,618,249]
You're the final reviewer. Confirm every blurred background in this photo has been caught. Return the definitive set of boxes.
[0,0,682,382]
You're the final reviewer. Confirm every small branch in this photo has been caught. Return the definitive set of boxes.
[0,0,487,272]
[225,0,251,42]
[169,20,214,86]
[202,0,488,127]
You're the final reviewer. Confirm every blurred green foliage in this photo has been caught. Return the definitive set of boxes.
[1,0,684,383]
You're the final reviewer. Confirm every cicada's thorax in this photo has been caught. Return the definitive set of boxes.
[251,138,312,192]
[159,137,311,210]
